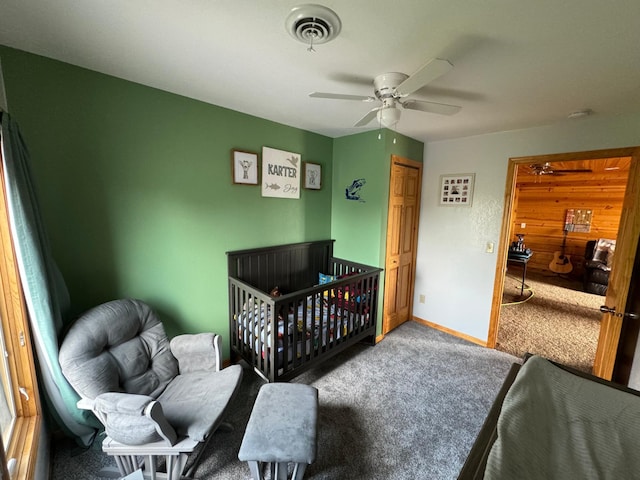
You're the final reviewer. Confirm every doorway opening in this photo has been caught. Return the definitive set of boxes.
[488,147,640,380]
[495,157,630,371]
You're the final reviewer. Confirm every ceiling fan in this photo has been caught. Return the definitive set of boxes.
[528,162,593,176]
[309,58,462,127]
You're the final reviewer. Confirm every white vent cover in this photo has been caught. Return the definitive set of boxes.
[285,4,341,46]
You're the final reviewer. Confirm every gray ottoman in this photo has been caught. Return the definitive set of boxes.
[239,383,318,480]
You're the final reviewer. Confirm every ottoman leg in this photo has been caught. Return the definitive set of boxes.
[293,463,307,480]
[274,462,288,480]
[247,460,264,480]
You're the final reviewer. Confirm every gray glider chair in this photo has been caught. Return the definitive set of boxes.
[59,299,243,479]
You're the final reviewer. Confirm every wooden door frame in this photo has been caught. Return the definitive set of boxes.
[487,146,640,379]
[382,155,423,335]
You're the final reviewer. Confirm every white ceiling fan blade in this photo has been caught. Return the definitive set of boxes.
[401,99,461,116]
[309,92,375,102]
[354,107,381,127]
[396,58,454,96]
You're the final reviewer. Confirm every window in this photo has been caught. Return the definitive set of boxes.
[0,144,41,479]
[0,315,17,444]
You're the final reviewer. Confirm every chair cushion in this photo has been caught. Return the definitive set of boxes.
[170,333,219,373]
[157,364,243,441]
[60,299,179,399]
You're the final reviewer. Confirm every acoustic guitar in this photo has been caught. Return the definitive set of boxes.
[549,230,573,274]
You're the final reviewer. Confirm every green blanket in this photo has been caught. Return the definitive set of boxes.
[485,356,640,480]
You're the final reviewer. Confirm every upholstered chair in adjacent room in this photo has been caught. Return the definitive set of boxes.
[583,239,615,295]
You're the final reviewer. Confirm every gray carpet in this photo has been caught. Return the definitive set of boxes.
[50,321,518,480]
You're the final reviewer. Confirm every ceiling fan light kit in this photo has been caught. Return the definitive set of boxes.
[285,4,341,51]
[378,103,401,127]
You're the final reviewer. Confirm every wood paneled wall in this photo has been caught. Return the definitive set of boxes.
[510,158,631,277]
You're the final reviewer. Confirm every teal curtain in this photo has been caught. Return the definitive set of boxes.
[0,112,98,444]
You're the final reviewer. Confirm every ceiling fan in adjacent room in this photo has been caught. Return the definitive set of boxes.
[528,162,593,176]
[309,58,462,127]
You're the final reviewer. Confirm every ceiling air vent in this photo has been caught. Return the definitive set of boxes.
[285,4,341,49]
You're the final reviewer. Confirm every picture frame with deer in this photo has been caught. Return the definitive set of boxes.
[231,149,259,185]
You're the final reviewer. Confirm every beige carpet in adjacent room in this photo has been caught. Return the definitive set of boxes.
[497,269,603,372]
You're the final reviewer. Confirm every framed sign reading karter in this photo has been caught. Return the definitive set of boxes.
[439,173,475,206]
[261,146,301,199]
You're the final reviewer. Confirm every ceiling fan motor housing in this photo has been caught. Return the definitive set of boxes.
[285,4,342,45]
[374,72,409,100]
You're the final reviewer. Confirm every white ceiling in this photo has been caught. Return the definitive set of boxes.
[1,1,640,143]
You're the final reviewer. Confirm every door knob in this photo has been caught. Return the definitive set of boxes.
[600,305,639,319]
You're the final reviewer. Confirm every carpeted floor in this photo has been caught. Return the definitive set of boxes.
[50,321,518,480]
[497,269,602,372]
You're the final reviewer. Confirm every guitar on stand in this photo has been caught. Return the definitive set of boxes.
[549,229,573,274]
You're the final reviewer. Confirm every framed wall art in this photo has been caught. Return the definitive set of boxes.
[439,173,475,206]
[231,149,259,185]
[304,162,322,190]
[261,146,301,199]
[564,208,592,233]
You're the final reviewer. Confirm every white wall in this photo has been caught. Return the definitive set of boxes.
[413,112,640,342]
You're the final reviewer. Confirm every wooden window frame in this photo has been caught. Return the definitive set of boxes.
[0,147,41,479]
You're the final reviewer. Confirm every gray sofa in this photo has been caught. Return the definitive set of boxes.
[458,355,640,479]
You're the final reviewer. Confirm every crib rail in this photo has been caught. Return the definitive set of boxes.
[229,277,277,378]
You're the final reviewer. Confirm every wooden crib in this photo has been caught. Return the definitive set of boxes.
[227,240,382,382]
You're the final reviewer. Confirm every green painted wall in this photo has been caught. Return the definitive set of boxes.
[1,46,424,350]
[0,47,333,353]
[331,130,386,265]
[332,129,423,335]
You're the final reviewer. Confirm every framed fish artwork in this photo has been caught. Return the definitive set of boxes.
[261,146,301,199]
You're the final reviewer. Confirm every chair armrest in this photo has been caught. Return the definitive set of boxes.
[94,392,178,446]
[584,259,611,273]
[170,333,222,373]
